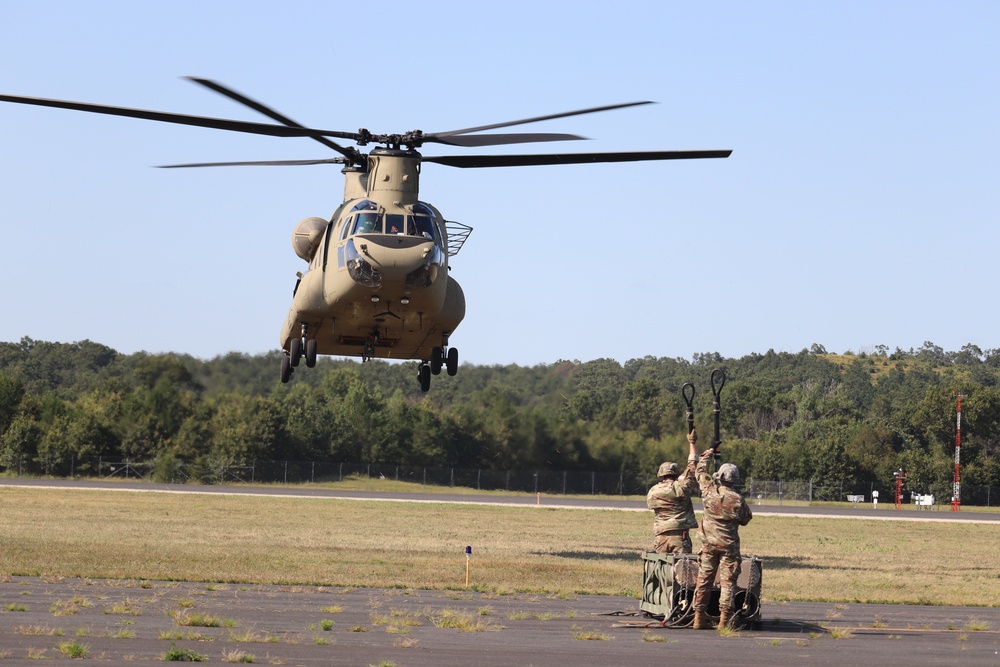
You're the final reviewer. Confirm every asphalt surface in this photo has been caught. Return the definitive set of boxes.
[2,479,999,664]
[0,576,998,665]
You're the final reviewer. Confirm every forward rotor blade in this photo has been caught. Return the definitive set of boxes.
[185,77,361,162]
[429,132,586,147]
[423,149,732,169]
[0,93,357,140]
[428,101,654,138]
[157,158,347,168]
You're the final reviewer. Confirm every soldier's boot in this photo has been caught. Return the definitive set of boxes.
[693,610,712,630]
[718,586,737,630]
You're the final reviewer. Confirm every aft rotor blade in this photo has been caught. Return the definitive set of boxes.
[429,101,654,138]
[157,158,348,168]
[184,77,361,162]
[429,132,586,147]
[0,93,357,140]
[423,149,732,168]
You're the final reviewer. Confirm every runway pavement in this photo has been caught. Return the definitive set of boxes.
[0,576,997,665]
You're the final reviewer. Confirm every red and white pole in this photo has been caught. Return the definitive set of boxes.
[895,469,904,510]
[952,394,963,512]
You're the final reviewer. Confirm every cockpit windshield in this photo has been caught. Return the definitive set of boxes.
[343,200,443,245]
[353,212,380,234]
[384,214,405,235]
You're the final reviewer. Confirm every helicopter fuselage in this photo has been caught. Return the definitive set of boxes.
[280,149,466,365]
[0,79,730,391]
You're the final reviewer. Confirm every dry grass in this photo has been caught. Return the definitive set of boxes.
[0,486,997,606]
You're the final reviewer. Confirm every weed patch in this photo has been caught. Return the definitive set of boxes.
[57,640,89,658]
[164,644,207,661]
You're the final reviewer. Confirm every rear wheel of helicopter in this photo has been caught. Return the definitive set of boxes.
[305,338,317,368]
[430,347,443,375]
[418,363,431,392]
[446,347,459,376]
[289,337,302,367]
[280,354,292,383]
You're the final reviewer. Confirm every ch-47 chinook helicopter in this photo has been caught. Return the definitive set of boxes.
[0,78,731,391]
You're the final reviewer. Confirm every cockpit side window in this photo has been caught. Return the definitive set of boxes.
[410,215,437,241]
[411,203,444,247]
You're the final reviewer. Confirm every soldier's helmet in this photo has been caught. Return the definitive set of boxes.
[657,462,680,477]
[713,463,741,485]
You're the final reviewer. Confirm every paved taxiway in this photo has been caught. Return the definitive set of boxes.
[0,577,997,665]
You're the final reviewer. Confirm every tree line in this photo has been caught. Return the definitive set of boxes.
[1,337,998,499]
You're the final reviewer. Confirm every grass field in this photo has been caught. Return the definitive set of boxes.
[1,485,997,607]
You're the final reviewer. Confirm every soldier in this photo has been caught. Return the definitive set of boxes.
[691,430,752,630]
[646,432,699,554]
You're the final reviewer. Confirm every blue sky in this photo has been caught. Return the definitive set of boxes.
[1,1,997,366]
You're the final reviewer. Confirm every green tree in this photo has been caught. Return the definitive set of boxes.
[0,374,25,435]
[0,413,42,471]
[613,377,672,439]
[208,394,284,464]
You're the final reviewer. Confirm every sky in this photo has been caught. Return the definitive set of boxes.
[1,1,998,367]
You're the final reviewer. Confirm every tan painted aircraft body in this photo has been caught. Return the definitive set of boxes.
[284,151,468,374]
[0,79,730,391]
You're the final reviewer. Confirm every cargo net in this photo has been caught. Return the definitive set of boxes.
[640,552,762,629]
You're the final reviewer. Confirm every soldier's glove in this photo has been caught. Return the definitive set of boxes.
[687,430,697,446]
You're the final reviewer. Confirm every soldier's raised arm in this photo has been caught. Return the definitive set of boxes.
[681,429,700,492]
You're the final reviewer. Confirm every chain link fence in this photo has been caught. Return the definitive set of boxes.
[10,456,999,507]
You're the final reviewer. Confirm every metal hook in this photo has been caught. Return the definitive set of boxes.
[681,382,696,434]
[711,368,726,400]
[681,382,694,433]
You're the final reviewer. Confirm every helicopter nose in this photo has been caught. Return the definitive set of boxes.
[345,238,443,288]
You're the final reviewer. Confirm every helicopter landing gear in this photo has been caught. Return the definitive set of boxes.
[419,343,459,391]
[291,324,315,368]
[430,345,459,377]
[294,324,318,368]
[362,330,380,362]
[417,363,431,392]
[430,333,459,379]
[280,353,293,383]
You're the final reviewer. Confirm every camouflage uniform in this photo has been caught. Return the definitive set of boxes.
[646,459,698,554]
[692,449,752,621]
